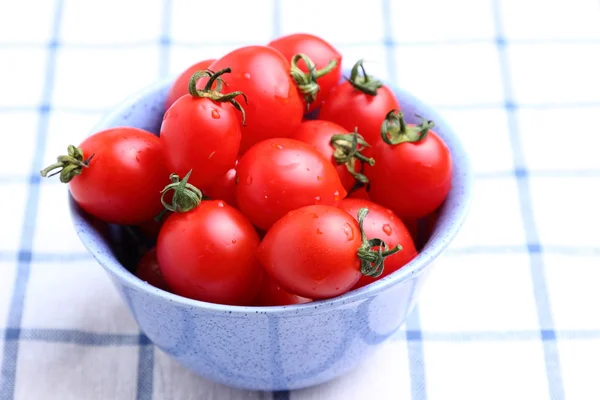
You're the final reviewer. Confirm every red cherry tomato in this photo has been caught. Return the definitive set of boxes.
[338,198,418,289]
[203,160,238,208]
[136,247,170,291]
[366,111,452,219]
[257,205,400,299]
[164,59,215,111]
[157,199,263,306]
[319,59,400,149]
[40,127,169,225]
[160,69,243,189]
[290,120,374,192]
[268,33,342,113]
[202,46,304,154]
[253,274,312,306]
[236,138,347,231]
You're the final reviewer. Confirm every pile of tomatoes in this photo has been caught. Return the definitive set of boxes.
[41,33,453,307]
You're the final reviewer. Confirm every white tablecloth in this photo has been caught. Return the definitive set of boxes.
[1,0,599,399]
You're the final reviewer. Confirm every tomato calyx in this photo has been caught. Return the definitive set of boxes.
[330,128,375,185]
[381,109,435,145]
[188,68,249,125]
[346,58,383,96]
[159,170,203,214]
[290,53,338,110]
[356,208,402,278]
[39,145,95,183]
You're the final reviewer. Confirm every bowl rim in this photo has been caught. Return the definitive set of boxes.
[71,77,474,315]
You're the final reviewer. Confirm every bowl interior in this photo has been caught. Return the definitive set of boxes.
[69,78,473,313]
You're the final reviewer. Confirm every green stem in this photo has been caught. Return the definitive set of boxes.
[356,208,402,278]
[160,170,203,213]
[290,53,338,110]
[380,109,435,145]
[39,145,94,183]
[330,128,375,185]
[346,59,383,96]
[187,68,249,125]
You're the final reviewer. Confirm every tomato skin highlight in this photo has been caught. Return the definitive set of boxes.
[367,130,452,219]
[253,274,312,306]
[338,199,418,289]
[290,120,361,191]
[68,127,169,225]
[160,94,241,189]
[136,247,170,291]
[319,82,400,150]
[257,205,363,299]
[156,200,263,306]
[164,59,215,111]
[203,46,304,154]
[268,33,342,113]
[236,138,347,231]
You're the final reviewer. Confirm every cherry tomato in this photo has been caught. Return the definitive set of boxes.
[268,33,342,113]
[40,127,169,225]
[236,138,347,231]
[136,247,170,291]
[202,46,304,154]
[203,160,238,208]
[290,120,373,191]
[366,111,452,219]
[164,59,215,111]
[157,198,263,306]
[160,68,243,189]
[338,198,417,289]
[257,205,400,299]
[253,274,312,306]
[319,59,400,149]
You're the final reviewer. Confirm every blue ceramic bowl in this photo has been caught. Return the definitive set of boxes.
[69,79,473,391]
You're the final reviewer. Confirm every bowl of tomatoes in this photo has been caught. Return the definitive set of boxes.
[47,33,472,391]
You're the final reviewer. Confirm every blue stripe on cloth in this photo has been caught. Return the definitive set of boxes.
[381,0,427,397]
[273,391,290,400]
[2,37,600,50]
[491,1,565,399]
[17,329,144,346]
[394,329,600,342]
[0,1,64,398]
[136,334,155,400]
[405,308,427,400]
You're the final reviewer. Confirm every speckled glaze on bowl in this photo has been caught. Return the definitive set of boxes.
[69,79,473,391]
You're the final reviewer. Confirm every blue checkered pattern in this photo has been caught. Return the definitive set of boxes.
[1,0,600,398]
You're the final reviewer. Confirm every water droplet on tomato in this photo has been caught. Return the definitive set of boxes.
[333,190,340,201]
[246,176,253,185]
[243,72,251,79]
[314,196,321,203]
[272,143,284,150]
[264,195,268,200]
[231,239,237,244]
[216,201,225,208]
[316,228,323,235]
[343,223,355,241]
[211,109,220,119]
[317,176,323,181]
[382,224,392,236]
[310,213,319,219]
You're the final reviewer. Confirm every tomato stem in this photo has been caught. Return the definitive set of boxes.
[330,128,375,185]
[160,170,203,213]
[381,109,434,145]
[346,59,383,96]
[356,208,402,278]
[290,53,338,110]
[39,145,94,183]
[187,68,249,125]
